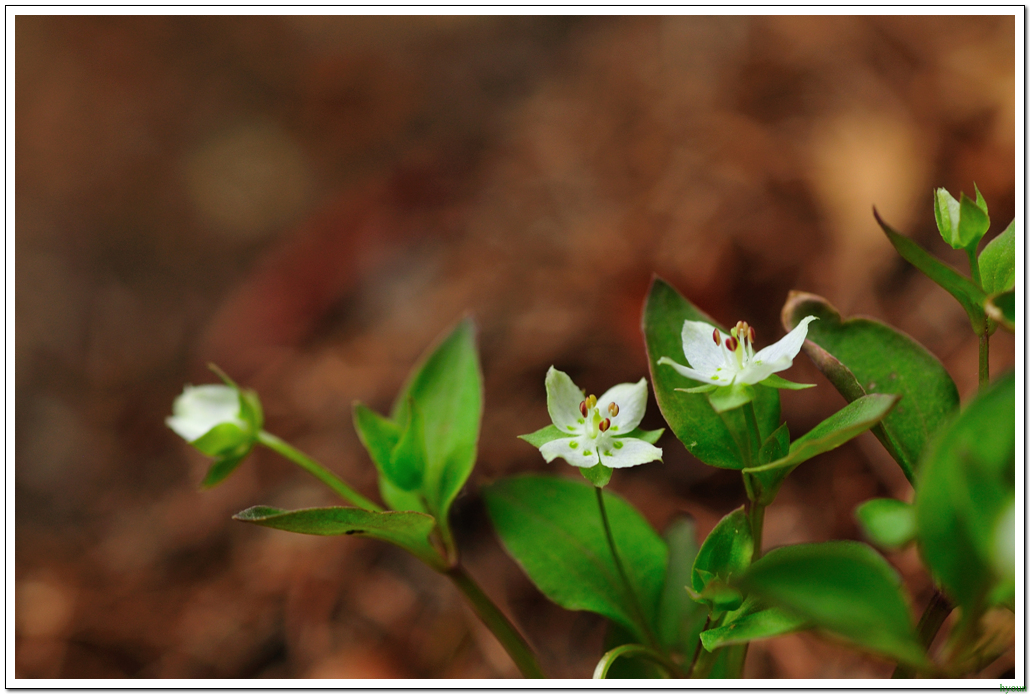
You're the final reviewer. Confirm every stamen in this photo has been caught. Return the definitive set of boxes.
[608,402,619,417]
[587,394,597,409]
[748,326,756,344]
[712,328,720,345]
[598,418,611,433]
[725,336,739,352]
[579,400,588,418]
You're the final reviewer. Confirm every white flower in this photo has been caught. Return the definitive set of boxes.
[167,384,253,456]
[657,317,817,410]
[532,367,663,469]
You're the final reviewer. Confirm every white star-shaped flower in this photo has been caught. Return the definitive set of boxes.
[524,367,663,470]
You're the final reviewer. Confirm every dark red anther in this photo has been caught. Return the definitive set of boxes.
[749,326,756,344]
[598,418,611,433]
[579,400,589,418]
[712,328,720,345]
[725,336,739,351]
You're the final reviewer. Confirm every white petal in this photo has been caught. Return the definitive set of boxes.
[599,437,662,468]
[747,316,818,383]
[680,320,727,376]
[167,384,242,442]
[540,436,598,467]
[545,367,586,433]
[658,356,734,386]
[596,378,648,433]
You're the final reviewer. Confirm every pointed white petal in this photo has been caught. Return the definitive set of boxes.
[658,357,734,386]
[680,320,727,376]
[600,437,662,468]
[748,316,818,382]
[540,436,598,467]
[167,384,242,442]
[545,366,586,433]
[596,378,648,433]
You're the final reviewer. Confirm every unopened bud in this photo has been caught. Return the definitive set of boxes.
[599,418,611,432]
[725,336,739,352]
[608,402,619,417]
[579,400,589,418]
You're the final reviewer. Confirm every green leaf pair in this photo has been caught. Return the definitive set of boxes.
[353,318,484,549]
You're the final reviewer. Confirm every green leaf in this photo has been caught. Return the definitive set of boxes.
[706,383,756,414]
[518,424,567,448]
[691,507,752,605]
[985,289,1015,333]
[743,394,898,505]
[700,597,808,650]
[644,277,780,469]
[233,505,443,568]
[600,625,666,679]
[782,291,959,483]
[353,403,402,478]
[855,498,916,551]
[387,397,427,491]
[738,541,927,668]
[657,517,708,655]
[579,462,614,488]
[759,423,789,466]
[915,372,1015,613]
[483,475,667,643]
[875,209,988,334]
[759,373,815,390]
[390,317,483,524]
[624,428,664,445]
[979,220,1015,294]
[191,421,251,457]
[201,445,254,488]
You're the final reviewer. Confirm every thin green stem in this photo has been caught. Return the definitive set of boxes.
[979,332,990,387]
[892,588,953,678]
[256,430,382,512]
[445,565,544,678]
[687,615,712,677]
[748,501,766,561]
[593,643,685,679]
[596,486,661,651]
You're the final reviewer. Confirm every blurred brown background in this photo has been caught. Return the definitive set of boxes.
[15,14,1016,679]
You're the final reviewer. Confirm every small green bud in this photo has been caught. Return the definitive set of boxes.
[167,383,259,457]
[934,185,990,251]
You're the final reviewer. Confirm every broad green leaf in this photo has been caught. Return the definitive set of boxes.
[782,291,959,483]
[700,596,808,650]
[390,317,483,523]
[979,220,1015,294]
[743,394,898,505]
[483,475,667,643]
[691,507,752,603]
[657,517,708,655]
[855,498,916,551]
[233,505,443,568]
[916,372,1015,613]
[387,397,426,491]
[738,541,927,668]
[986,288,1015,332]
[875,209,988,334]
[644,277,780,469]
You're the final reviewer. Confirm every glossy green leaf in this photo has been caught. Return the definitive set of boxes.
[916,372,1015,612]
[700,596,808,650]
[744,394,898,505]
[644,277,780,469]
[657,517,708,655]
[483,475,666,643]
[855,498,916,551]
[986,289,1015,332]
[782,291,959,483]
[738,541,927,668]
[233,505,443,568]
[876,209,988,334]
[979,220,1015,294]
[691,507,752,604]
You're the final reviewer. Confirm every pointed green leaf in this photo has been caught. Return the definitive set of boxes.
[985,289,1015,332]
[692,507,753,602]
[759,373,815,390]
[644,277,779,469]
[979,220,1015,294]
[743,394,898,505]
[916,372,1015,613]
[700,597,808,650]
[855,498,916,551]
[483,475,667,644]
[875,209,988,334]
[387,397,426,491]
[624,427,664,445]
[759,423,789,466]
[738,541,927,668]
[706,383,756,413]
[233,505,443,568]
[390,317,483,524]
[782,291,959,483]
[353,403,402,476]
[518,424,567,448]
[957,192,990,250]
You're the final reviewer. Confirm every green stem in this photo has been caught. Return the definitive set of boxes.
[892,588,953,678]
[687,615,712,677]
[593,643,684,679]
[596,486,661,651]
[966,247,983,288]
[256,430,382,512]
[445,565,544,678]
[748,501,766,561]
[979,332,990,387]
